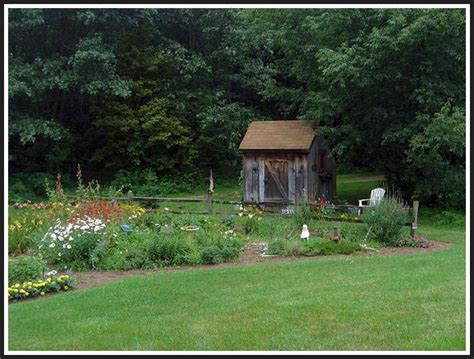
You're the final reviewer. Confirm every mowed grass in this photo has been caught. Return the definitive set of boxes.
[8,222,466,350]
[7,173,466,351]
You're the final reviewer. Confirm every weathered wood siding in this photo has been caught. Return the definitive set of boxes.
[242,141,335,205]
[243,154,259,203]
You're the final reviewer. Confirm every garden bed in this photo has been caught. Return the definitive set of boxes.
[65,239,451,291]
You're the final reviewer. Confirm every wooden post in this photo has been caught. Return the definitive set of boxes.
[127,190,133,204]
[331,226,341,243]
[410,200,419,237]
[208,168,214,215]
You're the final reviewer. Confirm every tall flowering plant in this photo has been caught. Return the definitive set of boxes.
[38,216,107,269]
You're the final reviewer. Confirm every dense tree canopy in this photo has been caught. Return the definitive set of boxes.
[8,8,466,209]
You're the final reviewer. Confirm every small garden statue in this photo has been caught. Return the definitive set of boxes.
[300,224,310,241]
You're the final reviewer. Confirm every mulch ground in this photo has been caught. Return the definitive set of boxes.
[70,239,453,291]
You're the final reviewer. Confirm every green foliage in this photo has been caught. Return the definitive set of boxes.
[406,105,465,209]
[267,237,362,256]
[147,234,197,266]
[292,202,313,228]
[431,210,465,227]
[9,173,55,203]
[8,256,47,285]
[242,217,259,234]
[361,196,410,245]
[221,215,236,229]
[201,246,224,264]
[395,236,430,248]
[8,9,466,210]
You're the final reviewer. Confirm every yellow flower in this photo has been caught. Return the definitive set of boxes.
[40,292,45,296]
[64,286,69,290]
[19,289,26,294]
[14,289,19,293]
[15,283,20,288]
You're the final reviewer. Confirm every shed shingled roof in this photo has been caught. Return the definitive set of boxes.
[238,120,316,151]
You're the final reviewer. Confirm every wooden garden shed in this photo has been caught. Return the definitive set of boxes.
[239,120,336,206]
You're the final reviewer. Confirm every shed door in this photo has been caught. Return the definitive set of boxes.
[264,160,289,201]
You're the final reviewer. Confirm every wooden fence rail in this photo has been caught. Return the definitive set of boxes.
[62,194,419,231]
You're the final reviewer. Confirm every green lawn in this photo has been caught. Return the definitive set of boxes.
[7,173,466,351]
[8,221,466,351]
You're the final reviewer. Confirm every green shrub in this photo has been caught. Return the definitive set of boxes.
[395,236,430,248]
[292,202,313,228]
[242,216,260,234]
[306,238,361,255]
[147,234,196,266]
[8,256,47,285]
[100,240,154,270]
[221,215,236,229]
[267,237,362,256]
[361,196,409,245]
[201,246,223,264]
[220,246,241,261]
[432,210,465,227]
[267,238,287,255]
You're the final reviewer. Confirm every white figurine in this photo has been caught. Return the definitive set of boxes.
[300,224,310,241]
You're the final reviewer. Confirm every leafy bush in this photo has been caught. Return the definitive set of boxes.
[8,256,47,285]
[100,240,154,270]
[8,172,55,203]
[306,238,361,255]
[147,235,197,266]
[109,169,205,196]
[292,202,313,228]
[432,210,465,227]
[220,246,241,261]
[38,216,109,271]
[267,238,287,255]
[242,216,260,234]
[361,196,409,245]
[221,215,236,229]
[267,237,362,256]
[396,236,430,248]
[201,246,223,264]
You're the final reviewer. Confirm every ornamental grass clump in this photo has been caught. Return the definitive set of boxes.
[361,196,409,245]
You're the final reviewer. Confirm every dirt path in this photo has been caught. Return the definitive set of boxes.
[70,240,452,291]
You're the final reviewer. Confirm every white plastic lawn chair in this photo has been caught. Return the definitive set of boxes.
[358,188,386,215]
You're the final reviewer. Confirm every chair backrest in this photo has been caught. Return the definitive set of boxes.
[369,188,385,206]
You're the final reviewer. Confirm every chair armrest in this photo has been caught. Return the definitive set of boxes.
[358,199,370,207]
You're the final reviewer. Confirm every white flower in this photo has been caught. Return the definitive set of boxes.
[49,243,56,248]
[46,270,57,276]
[67,244,72,249]
[51,233,57,240]
[63,244,67,248]
[58,252,61,257]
